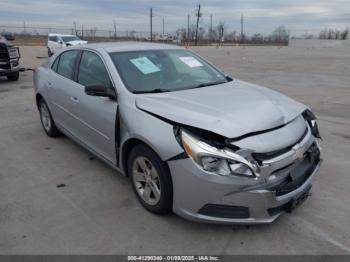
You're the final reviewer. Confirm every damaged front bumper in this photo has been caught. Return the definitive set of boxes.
[168,126,322,224]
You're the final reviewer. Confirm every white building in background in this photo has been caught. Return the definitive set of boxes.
[289,39,350,48]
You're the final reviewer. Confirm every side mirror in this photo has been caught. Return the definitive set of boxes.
[58,40,63,44]
[85,85,116,100]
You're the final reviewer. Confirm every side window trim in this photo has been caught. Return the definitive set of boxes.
[74,50,83,82]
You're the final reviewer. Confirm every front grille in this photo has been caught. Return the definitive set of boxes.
[267,143,320,196]
[0,63,10,70]
[253,127,308,164]
[0,43,9,60]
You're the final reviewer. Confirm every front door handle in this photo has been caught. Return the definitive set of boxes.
[47,82,53,88]
[70,96,79,104]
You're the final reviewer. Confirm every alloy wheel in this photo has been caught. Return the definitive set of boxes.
[40,103,51,132]
[132,156,161,205]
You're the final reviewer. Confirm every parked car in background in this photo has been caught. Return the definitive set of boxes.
[47,33,87,57]
[155,33,173,41]
[0,36,20,81]
[1,32,15,41]
[33,42,322,224]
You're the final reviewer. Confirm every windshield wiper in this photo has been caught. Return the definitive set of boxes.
[133,88,171,94]
[133,81,227,94]
[188,81,227,90]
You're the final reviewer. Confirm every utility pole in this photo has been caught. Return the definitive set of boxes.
[209,14,213,43]
[150,8,153,42]
[240,13,244,43]
[187,14,190,40]
[195,4,201,46]
[23,21,26,35]
[113,20,117,39]
[81,24,84,38]
[74,21,77,35]
[162,17,165,34]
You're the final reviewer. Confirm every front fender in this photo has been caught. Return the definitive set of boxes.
[118,93,183,171]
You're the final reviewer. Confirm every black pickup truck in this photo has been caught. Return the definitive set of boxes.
[0,36,20,81]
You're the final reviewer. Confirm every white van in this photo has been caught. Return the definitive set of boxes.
[47,34,87,57]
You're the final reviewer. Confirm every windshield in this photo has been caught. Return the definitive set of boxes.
[61,36,80,42]
[109,49,229,93]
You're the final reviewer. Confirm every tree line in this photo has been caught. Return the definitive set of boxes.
[176,24,290,44]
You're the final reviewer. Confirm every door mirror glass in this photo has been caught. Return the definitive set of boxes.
[85,85,116,100]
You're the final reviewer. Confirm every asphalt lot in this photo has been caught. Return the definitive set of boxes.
[0,45,350,254]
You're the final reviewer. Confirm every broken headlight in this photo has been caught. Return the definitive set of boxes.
[180,130,259,178]
[302,109,321,139]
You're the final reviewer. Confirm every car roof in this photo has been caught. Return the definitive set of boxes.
[75,41,183,53]
[48,33,77,37]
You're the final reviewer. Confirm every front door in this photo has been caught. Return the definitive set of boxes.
[70,50,118,164]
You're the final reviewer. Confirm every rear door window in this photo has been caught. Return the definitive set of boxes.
[56,50,79,80]
[51,56,60,72]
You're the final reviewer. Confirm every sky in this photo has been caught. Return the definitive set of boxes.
[0,0,349,36]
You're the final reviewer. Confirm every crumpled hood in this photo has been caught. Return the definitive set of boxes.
[66,40,88,45]
[135,80,307,138]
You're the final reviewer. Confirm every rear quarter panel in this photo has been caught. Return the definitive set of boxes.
[33,65,51,102]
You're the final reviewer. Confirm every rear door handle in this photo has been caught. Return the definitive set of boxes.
[70,96,79,104]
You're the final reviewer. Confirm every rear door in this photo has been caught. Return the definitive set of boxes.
[70,50,118,164]
[48,50,82,136]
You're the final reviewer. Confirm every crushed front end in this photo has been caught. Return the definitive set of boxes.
[168,111,322,224]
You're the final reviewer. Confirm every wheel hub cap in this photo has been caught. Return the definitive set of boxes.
[40,104,51,131]
[132,157,161,206]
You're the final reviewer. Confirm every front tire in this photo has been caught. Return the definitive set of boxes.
[39,99,61,137]
[7,71,19,81]
[128,145,173,215]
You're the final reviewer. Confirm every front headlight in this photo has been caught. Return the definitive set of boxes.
[181,130,259,178]
[302,110,321,139]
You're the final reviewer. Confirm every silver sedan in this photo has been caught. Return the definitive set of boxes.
[33,42,322,224]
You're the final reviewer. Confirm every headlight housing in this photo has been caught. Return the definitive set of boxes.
[180,129,259,178]
[302,110,321,139]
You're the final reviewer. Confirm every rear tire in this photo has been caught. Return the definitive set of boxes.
[48,48,53,57]
[7,72,19,81]
[39,99,61,137]
[128,144,173,215]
